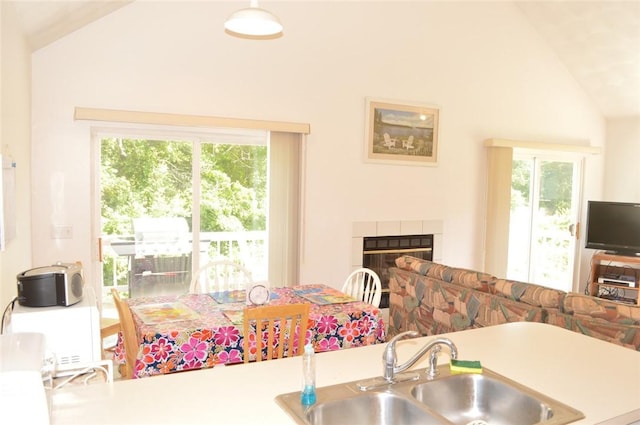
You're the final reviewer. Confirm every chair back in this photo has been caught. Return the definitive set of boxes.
[243,303,310,363]
[111,289,138,379]
[342,267,382,307]
[189,259,253,294]
[100,317,120,354]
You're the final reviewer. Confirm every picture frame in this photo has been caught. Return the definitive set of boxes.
[365,98,439,166]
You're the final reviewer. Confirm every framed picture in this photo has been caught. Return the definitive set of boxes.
[365,98,439,166]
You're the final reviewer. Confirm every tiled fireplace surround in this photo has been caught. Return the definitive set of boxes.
[351,219,444,310]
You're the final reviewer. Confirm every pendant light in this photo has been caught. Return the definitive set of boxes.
[224,0,283,37]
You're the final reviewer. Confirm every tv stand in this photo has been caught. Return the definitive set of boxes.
[590,252,640,305]
[604,250,640,257]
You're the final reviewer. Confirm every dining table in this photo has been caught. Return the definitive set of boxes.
[113,284,386,378]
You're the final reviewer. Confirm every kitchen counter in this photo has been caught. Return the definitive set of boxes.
[51,322,640,424]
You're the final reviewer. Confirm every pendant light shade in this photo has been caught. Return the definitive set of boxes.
[225,0,283,37]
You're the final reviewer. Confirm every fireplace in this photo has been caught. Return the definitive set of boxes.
[362,234,434,308]
[351,219,443,308]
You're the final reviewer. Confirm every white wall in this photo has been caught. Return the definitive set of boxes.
[604,117,640,202]
[30,1,607,295]
[0,1,33,309]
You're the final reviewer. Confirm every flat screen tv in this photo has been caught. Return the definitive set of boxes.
[585,201,640,256]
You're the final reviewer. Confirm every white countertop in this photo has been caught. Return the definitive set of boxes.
[50,322,640,425]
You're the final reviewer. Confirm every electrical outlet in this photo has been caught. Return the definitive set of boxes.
[51,225,73,239]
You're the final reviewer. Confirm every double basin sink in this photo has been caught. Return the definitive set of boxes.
[276,365,584,425]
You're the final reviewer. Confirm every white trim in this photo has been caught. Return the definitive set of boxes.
[75,107,310,135]
[91,123,267,145]
[485,138,600,155]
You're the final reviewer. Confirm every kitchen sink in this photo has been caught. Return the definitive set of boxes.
[305,392,443,425]
[276,381,444,425]
[410,371,581,425]
[275,365,584,425]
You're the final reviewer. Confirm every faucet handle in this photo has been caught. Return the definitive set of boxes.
[383,331,419,381]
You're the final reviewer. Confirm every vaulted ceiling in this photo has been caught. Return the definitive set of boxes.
[516,1,639,118]
[8,0,640,118]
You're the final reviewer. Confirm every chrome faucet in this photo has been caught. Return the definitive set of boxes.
[383,331,458,382]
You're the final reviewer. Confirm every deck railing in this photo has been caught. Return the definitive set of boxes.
[103,230,267,298]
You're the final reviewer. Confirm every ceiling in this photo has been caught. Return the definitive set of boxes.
[8,0,640,118]
[516,1,640,118]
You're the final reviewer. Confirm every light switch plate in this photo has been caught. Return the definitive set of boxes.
[51,225,73,239]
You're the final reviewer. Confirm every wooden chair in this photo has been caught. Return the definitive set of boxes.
[342,267,382,307]
[189,259,253,294]
[100,317,120,357]
[101,317,120,340]
[243,303,310,363]
[111,289,139,379]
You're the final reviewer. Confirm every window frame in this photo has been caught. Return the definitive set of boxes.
[90,122,305,304]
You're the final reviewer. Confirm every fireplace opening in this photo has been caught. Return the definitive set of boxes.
[362,234,433,308]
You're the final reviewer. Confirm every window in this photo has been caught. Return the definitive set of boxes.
[84,123,306,307]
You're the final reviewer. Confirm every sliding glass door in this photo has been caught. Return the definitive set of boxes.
[507,153,583,291]
[96,129,268,300]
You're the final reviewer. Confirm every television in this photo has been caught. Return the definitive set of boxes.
[585,201,640,256]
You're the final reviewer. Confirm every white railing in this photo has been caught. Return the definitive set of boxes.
[202,231,267,281]
[103,230,267,298]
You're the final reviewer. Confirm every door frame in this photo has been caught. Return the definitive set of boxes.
[90,124,269,306]
[511,149,586,292]
[483,138,600,292]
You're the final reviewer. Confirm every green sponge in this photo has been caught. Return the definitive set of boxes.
[450,359,483,374]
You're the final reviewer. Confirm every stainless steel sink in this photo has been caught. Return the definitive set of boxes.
[275,365,584,425]
[276,378,444,425]
[410,370,583,425]
[306,392,443,425]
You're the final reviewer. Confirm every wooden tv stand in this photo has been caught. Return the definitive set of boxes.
[589,252,640,305]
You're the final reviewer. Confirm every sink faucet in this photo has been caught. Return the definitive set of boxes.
[383,331,458,382]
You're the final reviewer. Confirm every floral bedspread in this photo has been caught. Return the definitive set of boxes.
[114,284,386,378]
